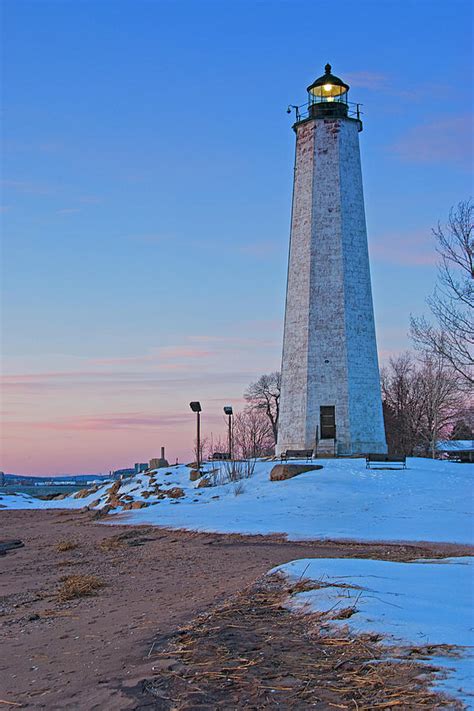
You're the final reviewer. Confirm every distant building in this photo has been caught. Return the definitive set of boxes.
[149,447,169,471]
[436,440,474,463]
[112,468,135,479]
[134,463,148,475]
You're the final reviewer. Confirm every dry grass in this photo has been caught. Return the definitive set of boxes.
[143,575,461,709]
[57,574,105,601]
[56,540,79,552]
[99,536,123,551]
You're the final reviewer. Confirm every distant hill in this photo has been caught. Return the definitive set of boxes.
[2,473,111,484]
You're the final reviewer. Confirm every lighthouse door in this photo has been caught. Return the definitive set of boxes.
[320,406,336,439]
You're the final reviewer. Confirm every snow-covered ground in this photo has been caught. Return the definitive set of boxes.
[272,556,474,707]
[1,457,473,544]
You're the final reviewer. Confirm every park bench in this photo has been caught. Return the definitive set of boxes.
[211,452,231,461]
[280,449,313,462]
[366,454,406,469]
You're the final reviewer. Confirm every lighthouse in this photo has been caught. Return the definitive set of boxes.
[276,64,387,457]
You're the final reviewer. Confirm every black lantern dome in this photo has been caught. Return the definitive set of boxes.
[307,63,349,98]
[306,63,350,119]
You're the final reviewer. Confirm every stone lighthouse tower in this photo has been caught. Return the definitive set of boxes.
[276,64,387,457]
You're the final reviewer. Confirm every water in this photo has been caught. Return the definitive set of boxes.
[0,484,86,498]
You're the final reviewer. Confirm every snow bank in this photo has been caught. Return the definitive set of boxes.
[272,556,474,706]
[1,457,473,544]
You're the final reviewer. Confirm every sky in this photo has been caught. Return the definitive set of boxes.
[1,0,472,475]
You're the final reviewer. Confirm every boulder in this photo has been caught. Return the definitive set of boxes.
[197,477,211,488]
[106,481,121,497]
[270,464,323,481]
[166,487,185,499]
[74,487,97,499]
[189,469,202,482]
[130,501,149,509]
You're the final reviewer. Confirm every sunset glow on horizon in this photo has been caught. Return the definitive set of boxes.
[2,0,472,475]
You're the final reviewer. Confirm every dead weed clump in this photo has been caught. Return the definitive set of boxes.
[56,540,79,552]
[57,574,105,602]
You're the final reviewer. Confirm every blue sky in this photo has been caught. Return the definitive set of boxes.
[1,0,472,474]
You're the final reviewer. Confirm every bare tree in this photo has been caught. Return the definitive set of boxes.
[381,353,423,456]
[411,200,473,385]
[232,409,274,459]
[415,353,462,457]
[382,352,465,456]
[244,371,281,443]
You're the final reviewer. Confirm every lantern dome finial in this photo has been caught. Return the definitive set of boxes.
[325,63,332,74]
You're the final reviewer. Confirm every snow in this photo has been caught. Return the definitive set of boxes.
[272,556,474,706]
[1,457,473,544]
[438,440,474,452]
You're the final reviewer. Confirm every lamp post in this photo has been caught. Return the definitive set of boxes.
[189,401,202,470]
[223,405,233,459]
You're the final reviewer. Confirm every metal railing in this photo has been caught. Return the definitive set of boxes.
[287,100,363,124]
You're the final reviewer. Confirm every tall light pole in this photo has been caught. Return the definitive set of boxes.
[223,405,233,459]
[189,402,202,470]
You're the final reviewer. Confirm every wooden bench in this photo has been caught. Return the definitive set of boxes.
[280,449,313,462]
[211,452,231,461]
[366,454,406,469]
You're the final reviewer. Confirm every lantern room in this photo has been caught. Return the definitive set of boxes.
[307,64,350,118]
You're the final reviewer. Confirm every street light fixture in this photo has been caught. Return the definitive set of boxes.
[189,402,202,470]
[223,405,233,460]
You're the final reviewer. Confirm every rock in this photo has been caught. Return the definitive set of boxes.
[197,477,211,488]
[92,504,113,518]
[166,487,185,499]
[74,487,97,499]
[270,464,323,481]
[189,469,202,481]
[130,501,149,509]
[108,481,121,496]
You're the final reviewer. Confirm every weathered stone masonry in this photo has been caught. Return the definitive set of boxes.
[276,113,387,456]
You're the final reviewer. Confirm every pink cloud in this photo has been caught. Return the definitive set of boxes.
[238,240,280,258]
[56,207,81,215]
[389,115,473,168]
[2,179,56,195]
[90,345,212,367]
[188,334,278,348]
[344,71,389,90]
[370,229,437,267]
[24,412,192,432]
